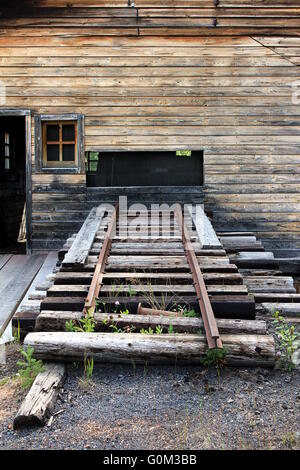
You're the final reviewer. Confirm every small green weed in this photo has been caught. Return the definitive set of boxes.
[0,376,10,387]
[140,327,154,335]
[175,306,199,317]
[282,431,296,449]
[273,311,298,372]
[65,319,75,332]
[83,352,94,380]
[17,346,44,389]
[109,322,124,334]
[13,320,21,343]
[202,347,228,373]
[65,309,96,333]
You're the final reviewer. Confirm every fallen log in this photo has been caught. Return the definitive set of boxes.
[13,363,66,429]
[36,310,267,335]
[24,332,275,367]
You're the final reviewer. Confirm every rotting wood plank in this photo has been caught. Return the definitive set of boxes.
[230,251,275,260]
[62,206,106,268]
[53,271,243,285]
[46,283,248,296]
[187,205,222,249]
[13,363,66,429]
[259,303,300,317]
[254,293,300,303]
[36,311,267,335]
[80,260,239,273]
[243,276,296,294]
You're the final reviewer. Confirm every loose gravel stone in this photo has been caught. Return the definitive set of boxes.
[0,343,299,450]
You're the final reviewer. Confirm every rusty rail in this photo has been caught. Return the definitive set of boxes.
[174,203,222,349]
[84,204,118,315]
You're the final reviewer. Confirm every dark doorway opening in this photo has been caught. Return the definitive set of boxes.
[0,116,26,253]
[86,150,203,187]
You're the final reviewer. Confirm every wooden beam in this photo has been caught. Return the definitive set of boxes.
[24,332,275,368]
[187,205,222,249]
[36,310,267,335]
[14,363,66,429]
[62,206,106,268]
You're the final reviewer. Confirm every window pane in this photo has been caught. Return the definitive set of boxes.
[63,144,75,161]
[5,158,10,170]
[62,124,75,142]
[47,144,59,161]
[47,125,59,142]
[4,132,9,144]
[90,161,98,172]
[90,151,99,161]
[5,145,9,157]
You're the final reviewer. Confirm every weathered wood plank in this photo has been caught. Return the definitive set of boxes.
[244,276,296,293]
[36,311,267,335]
[24,332,275,367]
[0,255,46,339]
[13,363,66,429]
[62,207,106,268]
[254,293,300,303]
[15,252,58,316]
[260,302,300,317]
[188,205,222,249]
[46,283,248,296]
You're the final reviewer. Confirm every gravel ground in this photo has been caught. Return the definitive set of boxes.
[0,343,299,450]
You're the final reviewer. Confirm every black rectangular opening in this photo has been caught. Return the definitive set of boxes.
[86,150,203,187]
[0,116,26,253]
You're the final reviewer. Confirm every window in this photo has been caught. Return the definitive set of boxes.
[86,150,203,187]
[85,151,99,173]
[1,129,15,172]
[4,132,10,170]
[42,121,77,168]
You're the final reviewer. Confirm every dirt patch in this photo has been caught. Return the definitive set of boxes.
[0,378,25,426]
[0,343,28,431]
[0,344,299,450]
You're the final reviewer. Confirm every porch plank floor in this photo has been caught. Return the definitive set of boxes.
[0,254,46,336]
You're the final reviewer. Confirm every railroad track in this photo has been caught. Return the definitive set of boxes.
[18,202,280,367]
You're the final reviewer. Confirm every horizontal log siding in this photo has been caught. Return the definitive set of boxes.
[2,2,300,36]
[0,5,299,252]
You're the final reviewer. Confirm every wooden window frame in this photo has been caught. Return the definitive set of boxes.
[42,120,77,168]
[35,114,84,174]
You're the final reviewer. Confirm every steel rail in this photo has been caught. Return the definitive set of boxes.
[84,204,118,315]
[174,203,222,349]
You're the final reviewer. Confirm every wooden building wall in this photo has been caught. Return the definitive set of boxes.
[0,1,300,255]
